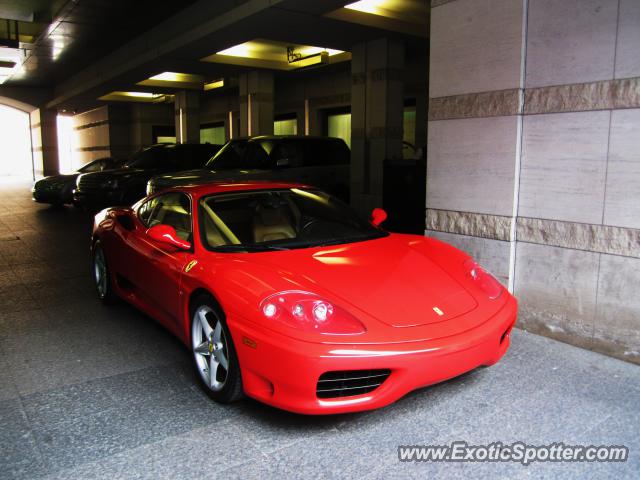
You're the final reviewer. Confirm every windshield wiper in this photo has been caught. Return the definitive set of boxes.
[212,244,290,252]
[313,235,382,247]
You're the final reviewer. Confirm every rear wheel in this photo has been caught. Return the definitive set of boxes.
[190,295,243,403]
[92,241,115,305]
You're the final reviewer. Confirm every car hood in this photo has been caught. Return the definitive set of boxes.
[206,234,505,344]
[82,168,147,179]
[77,168,151,187]
[36,174,78,186]
[247,236,477,329]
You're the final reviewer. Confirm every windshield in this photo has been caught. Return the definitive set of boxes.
[78,159,104,173]
[199,188,387,252]
[125,147,166,169]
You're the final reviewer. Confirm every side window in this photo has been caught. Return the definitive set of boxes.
[146,193,192,241]
[271,142,303,168]
[138,197,161,227]
[207,141,247,169]
[245,143,271,169]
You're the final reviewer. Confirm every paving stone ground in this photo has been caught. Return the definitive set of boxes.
[1,178,638,479]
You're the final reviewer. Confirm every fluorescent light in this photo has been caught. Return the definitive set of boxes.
[52,38,65,60]
[204,79,224,91]
[289,52,328,68]
[120,92,159,98]
[0,49,25,83]
[98,91,172,103]
[217,43,253,57]
[147,72,203,83]
[344,0,391,16]
[298,46,343,57]
[149,72,183,81]
[138,72,204,89]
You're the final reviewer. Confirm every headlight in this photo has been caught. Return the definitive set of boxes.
[463,259,503,300]
[259,290,366,335]
[146,183,154,196]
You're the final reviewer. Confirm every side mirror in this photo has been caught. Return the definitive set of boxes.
[276,158,291,168]
[370,208,387,227]
[146,224,191,250]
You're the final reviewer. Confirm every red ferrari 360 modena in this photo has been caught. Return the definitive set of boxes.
[91,182,517,414]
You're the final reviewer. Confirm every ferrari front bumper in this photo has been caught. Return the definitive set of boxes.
[230,295,517,415]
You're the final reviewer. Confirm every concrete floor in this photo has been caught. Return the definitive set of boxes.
[0,178,638,480]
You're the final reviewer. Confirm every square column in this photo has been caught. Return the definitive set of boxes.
[175,90,200,144]
[239,71,274,137]
[350,38,405,214]
[30,108,59,177]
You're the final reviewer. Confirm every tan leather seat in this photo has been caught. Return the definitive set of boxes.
[253,205,295,243]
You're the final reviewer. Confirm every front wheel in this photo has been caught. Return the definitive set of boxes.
[190,295,243,403]
[92,241,115,305]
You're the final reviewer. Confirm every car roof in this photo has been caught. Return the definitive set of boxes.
[143,143,222,150]
[229,136,346,143]
[166,181,312,197]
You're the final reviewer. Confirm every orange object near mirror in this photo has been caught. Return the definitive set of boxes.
[370,207,387,227]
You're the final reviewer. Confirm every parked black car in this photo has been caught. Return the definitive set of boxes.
[147,136,351,201]
[32,157,122,206]
[73,143,222,209]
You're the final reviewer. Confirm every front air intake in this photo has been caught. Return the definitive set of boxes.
[316,369,391,399]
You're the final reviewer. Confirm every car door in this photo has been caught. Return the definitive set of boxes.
[127,192,193,328]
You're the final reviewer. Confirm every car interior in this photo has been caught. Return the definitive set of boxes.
[200,193,299,247]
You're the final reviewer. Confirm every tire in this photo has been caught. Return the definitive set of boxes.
[92,240,115,305]
[190,294,243,403]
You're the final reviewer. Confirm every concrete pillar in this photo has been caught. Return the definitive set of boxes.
[29,108,59,177]
[239,71,274,137]
[428,0,640,364]
[413,91,427,151]
[175,90,200,144]
[427,0,526,289]
[350,38,405,214]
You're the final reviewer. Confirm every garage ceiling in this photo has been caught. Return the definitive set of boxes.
[0,0,200,86]
[0,0,429,111]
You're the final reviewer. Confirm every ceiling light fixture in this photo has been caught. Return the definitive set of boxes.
[344,0,390,15]
[138,72,204,89]
[98,91,172,103]
[204,79,224,91]
[287,47,329,68]
[148,72,183,82]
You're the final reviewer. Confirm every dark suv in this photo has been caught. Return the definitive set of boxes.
[147,136,351,201]
[73,143,221,209]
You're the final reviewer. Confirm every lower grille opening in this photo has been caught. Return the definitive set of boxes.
[316,369,391,399]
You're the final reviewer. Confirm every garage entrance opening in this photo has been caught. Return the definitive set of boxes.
[0,105,32,179]
[57,114,77,174]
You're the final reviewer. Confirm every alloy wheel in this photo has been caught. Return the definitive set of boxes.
[192,305,229,392]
